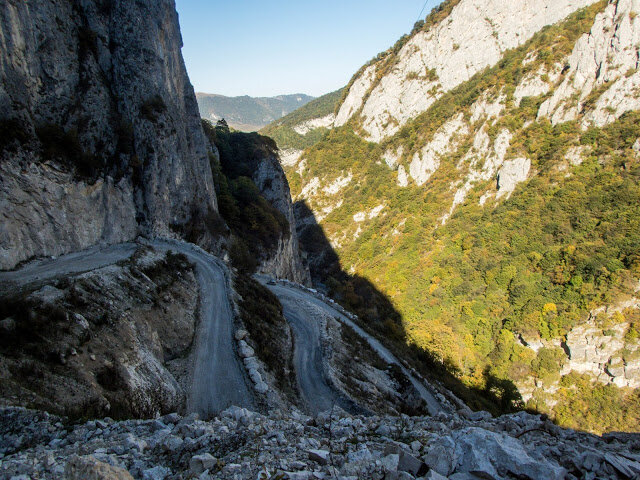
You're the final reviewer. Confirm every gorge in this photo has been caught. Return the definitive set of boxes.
[1,0,639,479]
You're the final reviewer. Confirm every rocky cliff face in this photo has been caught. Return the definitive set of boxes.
[337,0,600,142]
[540,0,640,126]
[252,154,312,286]
[518,292,640,406]
[0,0,217,270]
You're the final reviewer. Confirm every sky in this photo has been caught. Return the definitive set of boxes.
[175,0,443,98]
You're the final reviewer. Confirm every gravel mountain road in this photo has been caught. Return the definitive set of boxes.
[275,289,364,415]
[150,240,255,417]
[0,242,138,293]
[0,239,254,417]
[264,281,444,415]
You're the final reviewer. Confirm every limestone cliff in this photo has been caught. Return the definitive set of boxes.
[336,0,600,142]
[539,0,640,126]
[0,0,217,270]
[252,154,312,286]
[202,122,311,285]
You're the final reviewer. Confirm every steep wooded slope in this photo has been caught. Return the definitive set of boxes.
[274,0,640,433]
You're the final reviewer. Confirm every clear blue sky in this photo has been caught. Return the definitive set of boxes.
[175,0,443,98]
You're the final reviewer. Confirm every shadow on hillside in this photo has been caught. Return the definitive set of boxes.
[293,200,526,416]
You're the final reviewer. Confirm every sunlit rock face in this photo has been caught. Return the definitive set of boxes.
[337,0,600,142]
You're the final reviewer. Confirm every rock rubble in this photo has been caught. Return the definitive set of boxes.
[2,406,640,480]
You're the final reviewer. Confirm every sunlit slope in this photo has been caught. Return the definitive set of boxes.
[277,0,640,433]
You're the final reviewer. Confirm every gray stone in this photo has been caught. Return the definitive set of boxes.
[453,427,566,479]
[162,435,183,452]
[162,413,181,424]
[285,472,313,480]
[385,472,415,480]
[255,381,269,394]
[0,318,16,332]
[604,453,640,478]
[385,444,428,476]
[189,453,217,475]
[308,449,330,465]
[382,454,400,472]
[468,411,492,422]
[423,436,456,476]
[578,452,603,472]
[142,466,171,480]
[238,341,255,358]
[421,471,448,480]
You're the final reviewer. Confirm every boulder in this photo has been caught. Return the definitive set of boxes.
[384,444,428,476]
[238,341,255,358]
[141,466,171,480]
[421,471,448,480]
[381,454,400,472]
[189,453,217,475]
[423,436,456,476]
[64,455,133,480]
[468,411,492,422]
[308,449,330,465]
[604,453,640,478]
[453,428,566,479]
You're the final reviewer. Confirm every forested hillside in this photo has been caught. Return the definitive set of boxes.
[268,0,640,433]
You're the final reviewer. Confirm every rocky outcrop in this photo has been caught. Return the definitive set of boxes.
[0,0,218,270]
[0,160,137,270]
[293,114,335,136]
[337,0,600,141]
[517,298,640,405]
[0,248,199,419]
[3,406,640,479]
[539,0,640,127]
[334,65,377,127]
[496,157,531,198]
[442,128,513,223]
[252,154,311,285]
[562,315,640,389]
[409,114,468,186]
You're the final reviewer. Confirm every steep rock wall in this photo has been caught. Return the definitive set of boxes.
[0,0,217,269]
[253,154,311,286]
[539,0,640,126]
[337,0,600,142]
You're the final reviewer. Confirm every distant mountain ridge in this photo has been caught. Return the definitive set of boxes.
[196,93,315,132]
